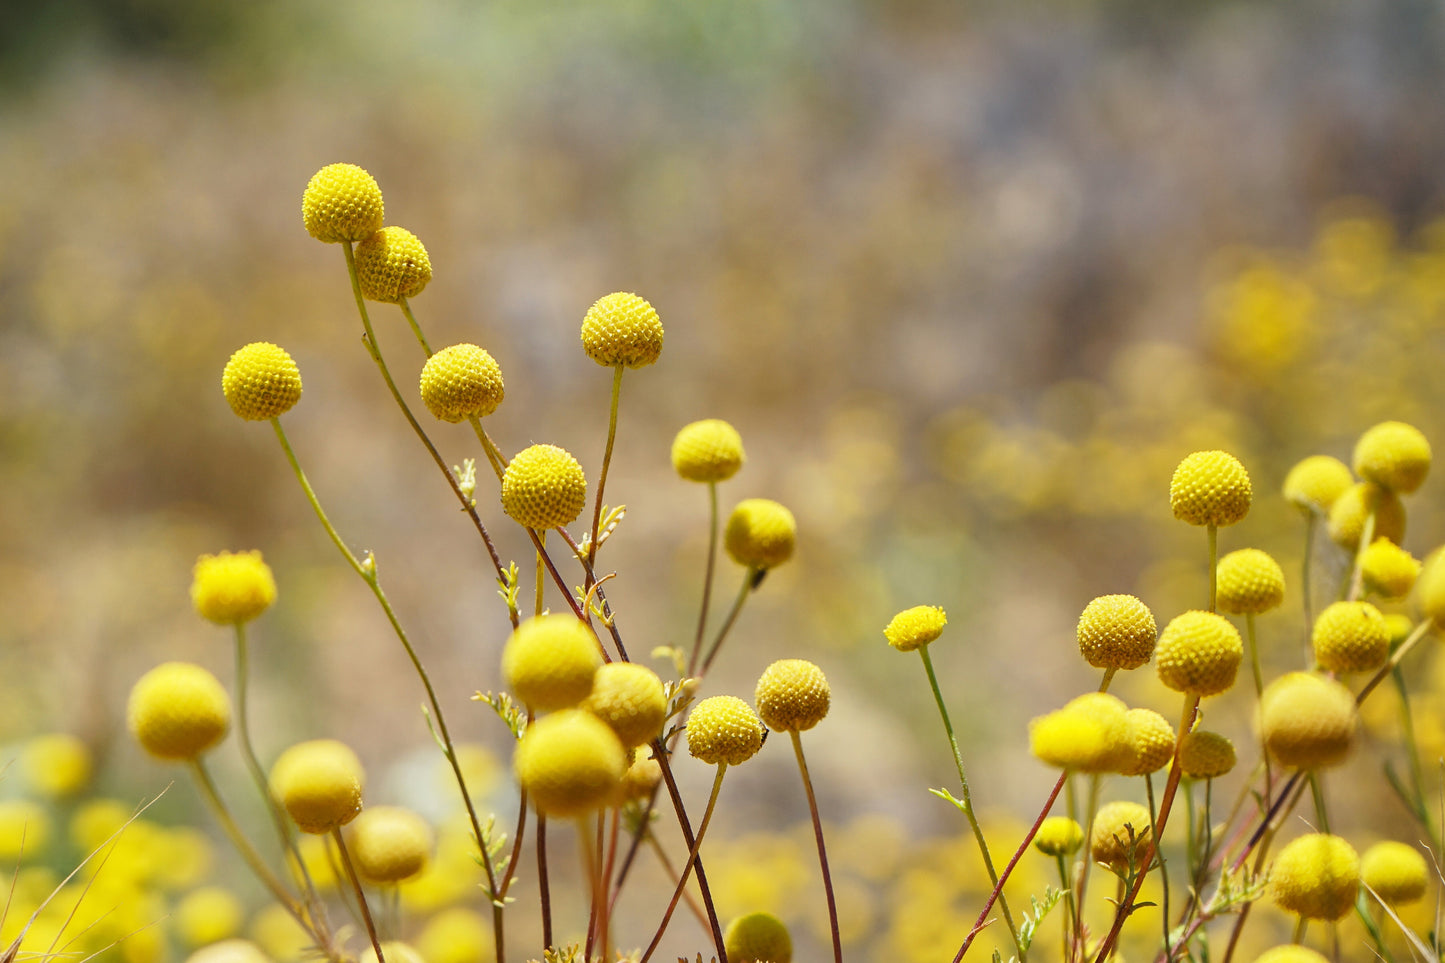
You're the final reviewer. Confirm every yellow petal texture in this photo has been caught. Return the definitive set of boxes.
[1354,421,1431,494]
[755,659,831,733]
[355,226,432,303]
[514,709,626,817]
[500,444,587,530]
[1076,594,1157,670]
[128,663,231,761]
[724,498,797,569]
[191,550,277,625]
[686,695,765,766]
[672,418,745,482]
[582,662,667,748]
[1179,730,1235,779]
[222,342,302,421]
[580,291,663,368]
[1311,600,1389,673]
[884,604,948,652]
[302,163,384,243]
[1155,611,1243,696]
[269,739,364,834]
[1259,672,1356,770]
[1270,833,1360,921]
[1120,708,1175,776]
[1215,548,1285,615]
[1169,450,1252,527]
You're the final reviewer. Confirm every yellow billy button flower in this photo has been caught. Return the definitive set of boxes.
[580,291,663,368]
[686,696,765,766]
[1253,947,1330,963]
[755,659,831,732]
[1033,817,1084,857]
[1076,594,1157,670]
[416,908,492,963]
[672,419,745,483]
[1028,693,1130,774]
[1328,482,1406,549]
[175,886,244,947]
[1215,548,1286,615]
[128,663,232,760]
[724,912,793,963]
[1259,672,1356,770]
[1155,611,1243,696]
[1270,833,1360,921]
[269,739,364,834]
[1090,800,1152,874]
[582,662,668,748]
[515,709,627,817]
[222,343,302,421]
[1283,455,1354,515]
[501,443,587,530]
[1360,538,1421,598]
[1417,547,1445,626]
[501,614,601,713]
[1178,730,1236,779]
[346,806,433,883]
[884,604,948,652]
[1120,708,1175,777]
[1312,600,1389,673]
[191,551,277,625]
[20,733,91,798]
[419,344,504,423]
[302,163,384,243]
[615,751,663,804]
[1170,450,1252,527]
[1354,421,1431,494]
[355,227,432,303]
[1360,841,1429,905]
[725,498,797,570]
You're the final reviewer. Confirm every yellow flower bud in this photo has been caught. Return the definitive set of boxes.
[1216,549,1285,615]
[580,292,663,368]
[1076,594,1157,670]
[755,659,830,733]
[1033,817,1084,857]
[672,419,745,483]
[302,163,384,243]
[1282,455,1354,515]
[1360,538,1421,598]
[1120,708,1175,777]
[501,614,601,713]
[128,663,231,761]
[884,605,948,652]
[1354,421,1431,494]
[1259,672,1356,770]
[515,709,626,817]
[346,806,433,883]
[1270,833,1359,921]
[191,551,277,624]
[419,344,504,423]
[1028,693,1130,774]
[1179,730,1235,779]
[582,662,667,748]
[1361,840,1429,905]
[724,912,792,963]
[501,444,587,530]
[686,696,765,766]
[269,739,364,834]
[725,498,796,570]
[1328,482,1406,550]
[355,226,432,303]
[1312,601,1389,673]
[1091,800,1152,874]
[1170,450,1252,527]
[1155,611,1243,696]
[222,343,302,421]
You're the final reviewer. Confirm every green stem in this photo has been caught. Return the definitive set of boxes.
[1244,612,1274,804]
[1208,524,1218,613]
[687,482,720,677]
[1292,916,1307,945]
[1347,510,1377,602]
[1302,515,1316,645]
[1054,853,1075,956]
[1358,620,1435,704]
[332,828,386,963]
[699,572,754,675]
[534,531,545,618]
[791,731,843,963]
[1308,772,1331,834]
[588,366,625,574]
[398,299,433,355]
[1146,774,1171,962]
[1392,665,1437,846]
[638,764,729,963]
[1074,774,1102,956]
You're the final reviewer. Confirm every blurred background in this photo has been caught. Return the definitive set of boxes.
[6,0,1445,960]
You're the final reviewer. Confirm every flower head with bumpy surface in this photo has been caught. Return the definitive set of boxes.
[514,710,626,818]
[1179,730,1235,779]
[1270,833,1360,921]
[615,752,662,804]
[672,419,745,483]
[582,662,667,748]
[1076,594,1157,670]
[501,444,587,530]
[686,696,765,766]
[222,343,302,421]
[1120,708,1175,776]
[269,739,364,834]
[1029,693,1130,774]
[1328,482,1406,549]
[302,163,384,243]
[1360,538,1420,598]
[128,663,231,760]
[347,806,432,883]
[191,551,276,625]
[1091,801,1152,873]
[1361,841,1429,905]
[724,498,796,569]
[755,659,830,732]
[884,605,948,652]
[1155,611,1243,696]
[419,344,504,423]
[1354,421,1431,494]
[1312,601,1389,673]
[1170,450,1252,527]
[1034,817,1084,856]
[580,292,663,368]
[724,912,792,963]
[355,227,431,303]
[1260,672,1356,770]
[1216,548,1286,614]
[1283,456,1354,515]
[501,614,601,713]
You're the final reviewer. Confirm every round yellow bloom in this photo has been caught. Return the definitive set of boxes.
[222,343,302,421]
[419,344,504,423]
[249,904,310,961]
[1216,549,1286,615]
[672,419,745,483]
[1361,538,1421,598]
[580,292,663,368]
[615,751,663,804]
[1121,708,1176,777]
[1034,817,1084,857]
[1354,421,1431,494]
[1283,456,1354,515]
[1329,482,1406,549]
[725,498,797,570]
[1312,601,1389,673]
[1417,549,1445,626]
[1270,833,1360,920]
[501,614,601,713]
[1253,947,1329,963]
[1179,730,1235,779]
[1029,693,1130,774]
[1260,672,1356,770]
[500,444,587,530]
[1076,594,1157,670]
[1170,450,1252,527]
[884,605,948,652]
[686,696,765,766]
[20,733,91,797]
[355,226,432,303]
[1091,800,1152,873]
[1361,840,1429,905]
[269,739,364,834]
[0,800,50,860]
[302,163,384,243]
[724,912,792,963]
[514,709,626,817]
[347,806,433,883]
[1383,613,1415,645]
[582,662,667,748]
[416,908,492,963]
[755,659,831,732]
[191,551,277,624]
[1155,611,1243,696]
[175,886,244,947]
[128,662,232,760]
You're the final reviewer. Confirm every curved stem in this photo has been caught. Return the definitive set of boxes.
[1307,772,1331,834]
[687,482,721,677]
[700,573,755,675]
[791,732,843,963]
[188,760,305,923]
[638,764,728,963]
[651,739,729,963]
[1358,620,1434,703]
[398,299,433,355]
[332,828,386,963]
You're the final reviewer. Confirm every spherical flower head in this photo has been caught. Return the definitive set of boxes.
[755,659,831,732]
[1419,550,1445,627]
[1270,833,1360,921]
[355,226,431,303]
[1077,594,1157,670]
[1384,613,1415,645]
[1260,672,1356,770]
[1328,482,1406,550]
[1354,421,1431,494]
[615,751,663,804]
[1170,450,1252,527]
[1090,800,1152,874]
[672,418,745,483]
[416,909,491,963]
[514,709,626,817]
[686,695,765,766]
[1361,841,1429,905]
[724,912,792,963]
[128,662,232,760]
[1312,601,1389,673]
[20,733,91,798]
[582,662,667,748]
[1120,708,1176,776]
[501,444,587,530]
[1216,549,1286,615]
[1179,730,1236,779]
[1253,947,1330,963]
[884,605,948,652]
[1034,817,1085,857]
[420,344,504,423]
[1028,693,1130,774]
[1283,455,1355,515]
[302,163,384,243]
[175,886,244,947]
[0,800,50,860]
[725,498,797,570]
[580,292,663,368]
[501,614,601,713]
[1361,538,1421,599]
[222,343,302,421]
[346,806,433,883]
[191,551,277,624]
[1155,611,1243,696]
[269,739,364,834]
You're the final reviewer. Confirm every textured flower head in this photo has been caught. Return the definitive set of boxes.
[1076,594,1157,670]
[582,662,667,748]
[346,806,433,883]
[1361,841,1429,906]
[672,419,745,483]
[580,292,663,368]
[755,659,831,732]
[1311,601,1389,674]
[1270,833,1360,921]
[1090,800,1152,874]
[1282,455,1354,515]
[1155,611,1243,696]
[1170,450,1252,527]
[1418,548,1445,626]
[1354,421,1431,494]
[686,696,765,766]
[1328,482,1406,550]
[222,343,302,421]
[19,734,91,798]
[1178,730,1235,779]
[1028,693,1130,774]
[501,444,587,530]
[724,912,792,963]
[420,344,504,423]
[1215,549,1285,615]
[270,739,365,834]
[1120,708,1175,777]
[514,710,626,817]
[724,498,797,570]
[884,605,948,652]
[1360,538,1421,599]
[128,663,231,761]
[355,227,432,303]
[501,614,601,713]
[1033,817,1084,857]
[1259,672,1356,770]
[614,751,663,804]
[302,163,384,243]
[191,551,277,625]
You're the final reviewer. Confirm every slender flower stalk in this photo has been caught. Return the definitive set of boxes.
[700,573,756,674]
[688,481,721,676]
[638,764,729,963]
[589,365,625,574]
[332,828,386,963]
[791,730,843,963]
